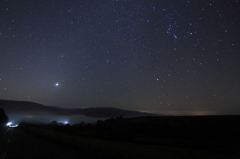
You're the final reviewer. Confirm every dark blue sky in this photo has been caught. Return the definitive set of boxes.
[0,0,240,115]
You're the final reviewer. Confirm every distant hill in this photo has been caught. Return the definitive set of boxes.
[0,99,158,123]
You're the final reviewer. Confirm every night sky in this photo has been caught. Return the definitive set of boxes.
[1,0,240,115]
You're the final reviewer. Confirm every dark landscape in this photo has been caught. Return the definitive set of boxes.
[1,103,240,159]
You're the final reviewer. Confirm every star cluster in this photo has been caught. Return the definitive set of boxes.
[0,0,240,115]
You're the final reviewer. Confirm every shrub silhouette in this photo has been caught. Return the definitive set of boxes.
[0,108,8,129]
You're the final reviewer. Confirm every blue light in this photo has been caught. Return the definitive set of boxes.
[7,122,12,126]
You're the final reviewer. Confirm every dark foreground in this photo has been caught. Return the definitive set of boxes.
[1,115,240,159]
[1,128,87,159]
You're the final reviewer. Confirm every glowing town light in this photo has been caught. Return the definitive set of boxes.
[7,122,12,126]
[11,124,18,127]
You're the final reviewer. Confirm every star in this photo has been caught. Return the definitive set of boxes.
[0,0,239,116]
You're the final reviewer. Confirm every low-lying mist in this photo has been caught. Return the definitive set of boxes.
[7,113,105,124]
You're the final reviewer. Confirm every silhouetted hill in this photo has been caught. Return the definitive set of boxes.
[0,99,157,123]
[71,107,152,118]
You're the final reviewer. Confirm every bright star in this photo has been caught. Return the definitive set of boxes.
[55,83,59,86]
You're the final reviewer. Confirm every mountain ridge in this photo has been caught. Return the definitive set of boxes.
[0,99,159,123]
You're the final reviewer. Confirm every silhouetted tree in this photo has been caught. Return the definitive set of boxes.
[0,108,8,129]
[79,121,86,127]
[49,120,58,125]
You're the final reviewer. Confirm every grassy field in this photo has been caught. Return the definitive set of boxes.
[19,124,238,159]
